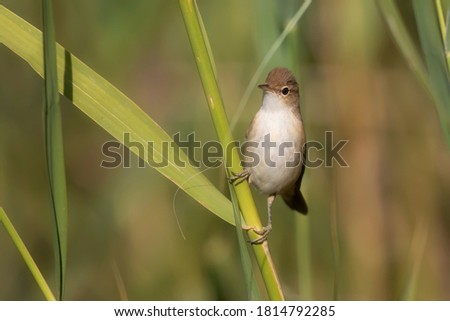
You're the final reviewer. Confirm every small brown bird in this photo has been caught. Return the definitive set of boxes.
[232,67,308,244]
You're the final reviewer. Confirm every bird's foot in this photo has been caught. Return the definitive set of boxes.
[229,170,249,185]
[243,224,273,244]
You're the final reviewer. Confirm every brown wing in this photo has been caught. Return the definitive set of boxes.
[282,142,308,214]
[298,142,307,188]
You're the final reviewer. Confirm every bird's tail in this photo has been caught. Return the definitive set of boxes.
[282,189,308,215]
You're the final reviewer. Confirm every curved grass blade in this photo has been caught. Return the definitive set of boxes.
[0,5,234,225]
[436,0,450,68]
[446,7,450,66]
[0,208,56,301]
[413,0,450,145]
[230,0,311,131]
[436,0,447,42]
[446,8,450,66]
[401,215,429,300]
[379,0,450,147]
[378,0,431,91]
[42,0,67,300]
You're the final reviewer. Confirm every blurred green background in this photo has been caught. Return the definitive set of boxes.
[0,0,449,300]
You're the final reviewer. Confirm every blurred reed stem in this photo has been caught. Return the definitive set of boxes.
[179,0,284,300]
[379,0,450,148]
[330,169,341,300]
[401,215,429,300]
[296,216,312,300]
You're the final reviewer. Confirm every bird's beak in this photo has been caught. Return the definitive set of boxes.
[258,83,269,91]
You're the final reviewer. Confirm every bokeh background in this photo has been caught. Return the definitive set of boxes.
[0,0,449,300]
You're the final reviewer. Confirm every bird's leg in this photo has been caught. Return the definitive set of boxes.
[228,169,250,185]
[244,194,275,244]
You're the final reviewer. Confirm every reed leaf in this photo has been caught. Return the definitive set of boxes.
[0,5,234,226]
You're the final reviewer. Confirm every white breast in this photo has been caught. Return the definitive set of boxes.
[244,92,305,195]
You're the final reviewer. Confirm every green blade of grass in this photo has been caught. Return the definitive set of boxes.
[0,5,234,225]
[379,0,450,147]
[436,0,447,42]
[446,8,450,67]
[179,0,284,300]
[413,0,450,145]
[378,0,430,91]
[401,215,429,300]
[0,207,56,301]
[436,0,450,69]
[42,0,67,300]
[230,0,311,132]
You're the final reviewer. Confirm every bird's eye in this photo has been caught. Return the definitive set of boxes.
[281,87,289,95]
